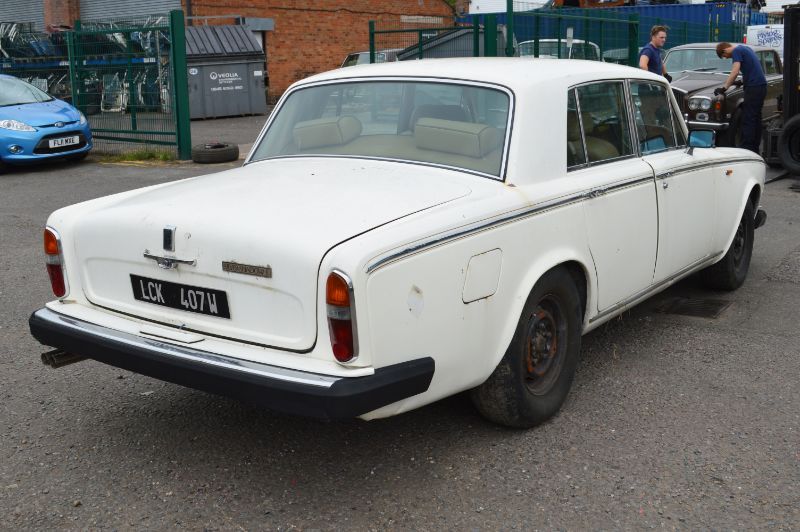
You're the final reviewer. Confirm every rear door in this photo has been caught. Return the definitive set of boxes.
[570,83,659,311]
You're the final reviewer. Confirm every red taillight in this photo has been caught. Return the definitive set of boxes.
[326,270,357,363]
[44,227,67,298]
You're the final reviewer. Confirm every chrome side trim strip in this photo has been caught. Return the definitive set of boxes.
[656,157,763,180]
[366,174,654,274]
[687,120,728,130]
[589,252,722,323]
[35,308,340,388]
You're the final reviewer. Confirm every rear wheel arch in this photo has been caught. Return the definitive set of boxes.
[472,264,585,427]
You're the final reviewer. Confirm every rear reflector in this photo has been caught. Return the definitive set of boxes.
[326,270,357,363]
[44,226,68,298]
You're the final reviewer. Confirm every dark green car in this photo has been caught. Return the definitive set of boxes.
[665,43,783,147]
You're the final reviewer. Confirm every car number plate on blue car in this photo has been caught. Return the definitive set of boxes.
[49,136,79,148]
[130,274,231,318]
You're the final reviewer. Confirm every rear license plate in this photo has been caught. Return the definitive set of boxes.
[130,274,231,319]
[49,135,80,148]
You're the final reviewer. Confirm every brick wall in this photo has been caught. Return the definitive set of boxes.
[43,0,80,29]
[185,1,455,102]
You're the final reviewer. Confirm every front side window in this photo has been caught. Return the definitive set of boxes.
[575,81,634,164]
[630,81,677,154]
[250,81,511,177]
[762,52,779,75]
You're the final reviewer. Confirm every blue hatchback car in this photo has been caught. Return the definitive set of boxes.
[0,74,92,171]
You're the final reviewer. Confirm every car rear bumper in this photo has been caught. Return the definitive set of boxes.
[29,307,435,419]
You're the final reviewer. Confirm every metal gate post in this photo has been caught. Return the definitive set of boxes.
[169,9,192,160]
[505,0,514,57]
[369,21,376,64]
[485,15,497,57]
[627,14,639,67]
[472,15,480,57]
[65,31,79,109]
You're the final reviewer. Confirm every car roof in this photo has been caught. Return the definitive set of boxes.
[297,57,664,91]
[667,42,774,52]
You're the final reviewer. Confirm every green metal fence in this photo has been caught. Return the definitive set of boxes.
[369,7,758,68]
[0,10,190,158]
[369,18,481,62]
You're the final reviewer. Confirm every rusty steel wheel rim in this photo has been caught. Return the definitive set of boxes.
[524,296,567,395]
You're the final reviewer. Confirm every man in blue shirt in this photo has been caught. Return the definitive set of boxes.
[639,26,672,82]
[716,42,768,153]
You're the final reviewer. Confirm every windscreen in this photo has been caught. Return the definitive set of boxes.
[0,77,53,106]
[250,81,511,177]
[665,49,731,74]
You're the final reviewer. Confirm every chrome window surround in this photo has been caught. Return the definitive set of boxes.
[244,76,516,182]
[567,79,639,171]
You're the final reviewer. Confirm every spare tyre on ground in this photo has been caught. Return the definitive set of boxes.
[191,142,240,164]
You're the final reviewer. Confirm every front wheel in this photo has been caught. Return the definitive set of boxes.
[470,268,582,428]
[701,200,754,291]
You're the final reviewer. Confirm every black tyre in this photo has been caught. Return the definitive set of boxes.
[67,151,89,162]
[191,142,240,164]
[701,200,754,291]
[778,115,800,175]
[470,268,582,428]
[720,109,742,148]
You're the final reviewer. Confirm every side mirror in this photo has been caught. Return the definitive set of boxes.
[687,129,716,155]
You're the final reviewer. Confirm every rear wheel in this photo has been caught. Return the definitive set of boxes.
[778,115,800,175]
[470,268,582,428]
[701,200,754,291]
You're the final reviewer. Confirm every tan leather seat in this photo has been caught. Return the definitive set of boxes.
[580,112,619,162]
[566,112,584,166]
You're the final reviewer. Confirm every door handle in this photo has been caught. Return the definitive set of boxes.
[662,181,669,189]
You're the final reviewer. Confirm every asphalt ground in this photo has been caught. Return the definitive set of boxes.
[1,149,798,529]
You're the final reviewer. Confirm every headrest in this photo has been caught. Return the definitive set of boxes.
[410,104,469,130]
[415,118,502,158]
[567,112,581,142]
[293,116,362,150]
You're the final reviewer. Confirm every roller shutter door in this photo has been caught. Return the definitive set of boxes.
[79,0,181,21]
[0,0,44,30]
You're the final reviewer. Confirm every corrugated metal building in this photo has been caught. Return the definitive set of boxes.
[1,0,44,30]
[79,0,180,22]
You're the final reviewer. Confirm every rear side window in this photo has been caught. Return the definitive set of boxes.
[762,52,780,75]
[630,81,677,154]
[575,82,635,164]
[567,90,586,168]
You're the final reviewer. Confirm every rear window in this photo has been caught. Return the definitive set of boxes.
[251,81,511,178]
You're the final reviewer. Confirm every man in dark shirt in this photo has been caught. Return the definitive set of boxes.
[716,42,768,153]
[639,26,672,82]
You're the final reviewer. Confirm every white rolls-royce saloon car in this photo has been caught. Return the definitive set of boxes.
[30,58,767,428]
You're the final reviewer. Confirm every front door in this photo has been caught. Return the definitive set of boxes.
[630,80,718,282]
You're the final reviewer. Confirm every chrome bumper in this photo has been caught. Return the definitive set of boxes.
[29,307,434,419]
[687,120,728,131]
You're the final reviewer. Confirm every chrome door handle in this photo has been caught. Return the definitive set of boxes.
[662,181,669,189]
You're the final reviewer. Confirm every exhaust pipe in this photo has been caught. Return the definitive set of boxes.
[41,349,87,369]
